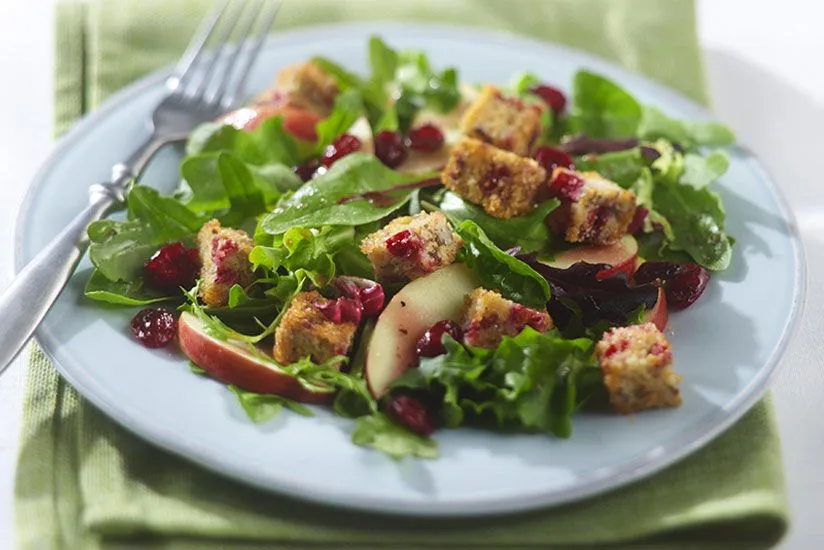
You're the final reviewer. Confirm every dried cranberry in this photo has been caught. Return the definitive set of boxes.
[405,124,445,152]
[510,305,549,332]
[322,134,361,166]
[548,170,585,202]
[386,394,436,436]
[143,242,200,291]
[634,261,710,310]
[294,158,321,182]
[627,206,649,234]
[315,297,363,325]
[415,320,463,358]
[333,277,385,316]
[534,146,575,174]
[131,308,177,348]
[385,229,421,258]
[529,84,567,113]
[374,130,408,168]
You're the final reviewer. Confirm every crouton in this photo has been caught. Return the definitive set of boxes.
[546,167,637,245]
[273,291,358,365]
[460,85,543,155]
[196,220,256,307]
[360,211,463,283]
[268,61,339,116]
[595,323,681,414]
[462,288,553,349]
[441,137,547,219]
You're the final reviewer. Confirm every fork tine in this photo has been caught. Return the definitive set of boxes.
[221,0,282,109]
[167,0,231,91]
[183,0,248,100]
[204,0,266,106]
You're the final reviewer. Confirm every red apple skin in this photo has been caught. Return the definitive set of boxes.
[178,313,334,405]
[643,287,669,331]
[221,105,322,141]
[545,235,638,280]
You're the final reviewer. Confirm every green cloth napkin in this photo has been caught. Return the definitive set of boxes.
[16,1,788,548]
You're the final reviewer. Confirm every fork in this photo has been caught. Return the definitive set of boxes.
[0,0,281,373]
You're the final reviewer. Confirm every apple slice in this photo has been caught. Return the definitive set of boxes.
[543,235,638,280]
[642,287,668,331]
[365,263,481,398]
[178,312,334,404]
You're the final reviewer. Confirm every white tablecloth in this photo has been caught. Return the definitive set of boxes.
[0,0,822,547]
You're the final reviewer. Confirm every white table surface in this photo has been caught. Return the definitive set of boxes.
[1,0,823,548]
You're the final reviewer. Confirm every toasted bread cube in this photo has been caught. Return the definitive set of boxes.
[360,211,462,283]
[264,61,339,116]
[273,291,358,365]
[595,323,681,414]
[547,167,636,245]
[442,137,547,219]
[196,220,256,307]
[461,288,553,349]
[460,85,543,155]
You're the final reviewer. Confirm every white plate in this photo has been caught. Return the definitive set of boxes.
[16,23,805,516]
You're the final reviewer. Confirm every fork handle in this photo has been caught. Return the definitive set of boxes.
[0,173,129,374]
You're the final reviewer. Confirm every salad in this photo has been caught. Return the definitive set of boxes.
[87,36,735,459]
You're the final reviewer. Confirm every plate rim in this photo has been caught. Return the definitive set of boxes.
[14,21,808,517]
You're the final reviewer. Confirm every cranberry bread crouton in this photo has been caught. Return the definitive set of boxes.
[268,61,339,116]
[546,167,637,245]
[442,137,547,219]
[360,211,463,283]
[460,85,543,155]
[461,288,553,349]
[595,323,682,414]
[196,220,256,307]
[273,291,358,365]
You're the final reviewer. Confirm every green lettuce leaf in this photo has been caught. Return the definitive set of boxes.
[653,182,733,270]
[351,413,439,459]
[83,268,172,305]
[438,192,559,253]
[391,329,601,438]
[456,220,551,309]
[638,106,736,148]
[260,153,427,234]
[680,151,730,189]
[569,70,642,138]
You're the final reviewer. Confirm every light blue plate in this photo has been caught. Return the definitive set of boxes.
[16,23,805,516]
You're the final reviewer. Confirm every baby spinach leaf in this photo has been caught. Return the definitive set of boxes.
[260,153,425,234]
[313,89,364,153]
[456,221,551,309]
[351,413,439,459]
[653,182,733,270]
[187,116,301,166]
[574,148,646,188]
[569,70,642,138]
[368,35,399,86]
[438,192,558,253]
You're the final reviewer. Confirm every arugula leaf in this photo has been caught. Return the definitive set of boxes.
[187,116,302,166]
[215,153,266,226]
[313,89,364,153]
[638,106,735,148]
[395,49,461,114]
[84,268,172,305]
[456,221,551,309]
[573,148,646,188]
[509,71,541,96]
[653,182,733,271]
[189,362,207,376]
[438,192,558,253]
[88,186,202,283]
[680,151,730,189]
[392,329,601,437]
[261,153,425,234]
[352,413,439,459]
[569,70,642,138]
[228,384,314,423]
